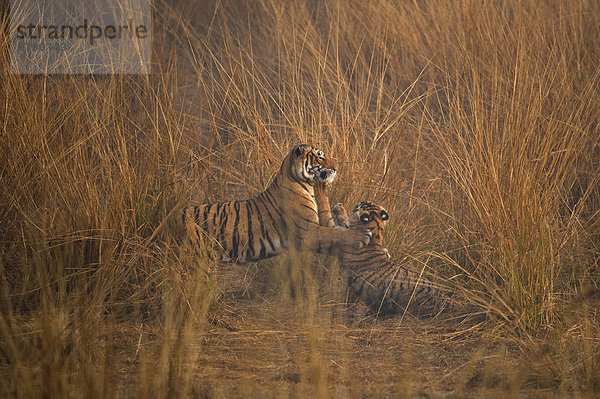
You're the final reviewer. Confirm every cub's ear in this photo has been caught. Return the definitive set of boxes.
[353,202,366,212]
[294,147,302,157]
[380,210,389,221]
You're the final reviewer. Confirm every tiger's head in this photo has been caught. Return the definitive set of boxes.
[349,201,389,247]
[288,144,337,185]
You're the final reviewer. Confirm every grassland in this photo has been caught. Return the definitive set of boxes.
[1,0,600,397]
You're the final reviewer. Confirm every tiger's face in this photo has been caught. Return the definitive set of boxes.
[349,201,389,247]
[290,144,337,185]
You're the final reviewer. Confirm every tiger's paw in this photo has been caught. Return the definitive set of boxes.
[332,203,350,228]
[347,226,371,249]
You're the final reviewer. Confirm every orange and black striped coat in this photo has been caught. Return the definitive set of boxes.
[180,144,371,264]
[313,189,442,316]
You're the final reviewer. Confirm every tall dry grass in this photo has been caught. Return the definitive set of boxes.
[1,0,600,396]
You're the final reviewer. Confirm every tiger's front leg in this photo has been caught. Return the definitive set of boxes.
[311,183,369,253]
[313,182,336,227]
[314,182,351,229]
[298,223,371,254]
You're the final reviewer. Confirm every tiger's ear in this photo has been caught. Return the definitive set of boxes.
[293,144,310,157]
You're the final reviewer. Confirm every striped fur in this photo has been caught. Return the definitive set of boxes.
[312,186,442,316]
[334,202,442,315]
[180,144,371,264]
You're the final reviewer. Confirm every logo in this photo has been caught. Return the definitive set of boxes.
[10,0,151,74]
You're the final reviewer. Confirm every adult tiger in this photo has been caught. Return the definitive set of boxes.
[180,144,371,264]
[313,189,443,316]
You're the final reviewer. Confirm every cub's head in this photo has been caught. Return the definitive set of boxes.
[287,144,337,185]
[349,201,389,247]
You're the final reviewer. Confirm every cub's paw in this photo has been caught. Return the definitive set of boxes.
[332,203,350,228]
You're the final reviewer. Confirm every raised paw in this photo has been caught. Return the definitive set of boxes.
[332,203,350,228]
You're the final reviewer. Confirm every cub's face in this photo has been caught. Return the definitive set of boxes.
[349,201,389,246]
[290,144,337,185]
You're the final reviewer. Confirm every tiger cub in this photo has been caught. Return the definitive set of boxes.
[313,187,442,315]
[180,144,371,264]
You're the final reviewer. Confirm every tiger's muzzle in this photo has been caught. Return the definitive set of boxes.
[319,168,336,183]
